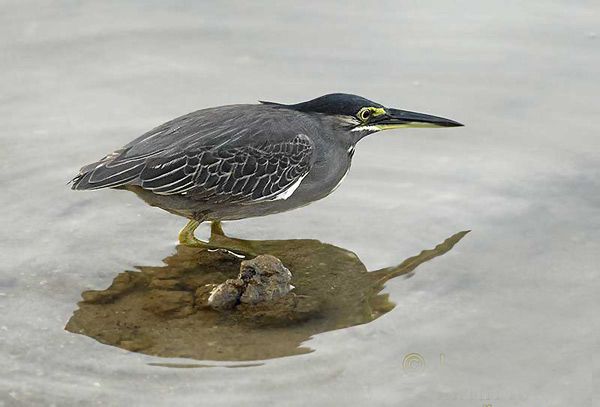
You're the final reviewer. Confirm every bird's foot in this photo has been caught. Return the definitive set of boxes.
[180,235,249,259]
[210,221,226,237]
[178,220,202,245]
[178,220,256,258]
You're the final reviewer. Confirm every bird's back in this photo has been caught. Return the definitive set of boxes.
[71,104,322,206]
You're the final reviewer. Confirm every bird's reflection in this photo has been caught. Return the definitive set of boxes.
[66,231,469,362]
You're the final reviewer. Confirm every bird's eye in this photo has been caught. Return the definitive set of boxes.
[358,109,371,122]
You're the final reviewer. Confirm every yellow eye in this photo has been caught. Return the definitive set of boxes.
[358,108,371,122]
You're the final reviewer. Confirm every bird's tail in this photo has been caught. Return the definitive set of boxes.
[70,149,143,190]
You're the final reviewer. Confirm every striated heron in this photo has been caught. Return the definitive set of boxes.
[72,93,463,247]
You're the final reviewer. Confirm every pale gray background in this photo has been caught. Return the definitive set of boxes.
[0,1,597,406]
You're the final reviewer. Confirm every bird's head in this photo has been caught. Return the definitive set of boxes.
[261,93,463,141]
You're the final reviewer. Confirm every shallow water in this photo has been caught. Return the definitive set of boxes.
[65,232,468,362]
[0,1,597,406]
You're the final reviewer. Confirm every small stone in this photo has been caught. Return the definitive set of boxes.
[206,255,293,311]
[207,279,244,310]
[194,284,219,308]
[239,255,292,305]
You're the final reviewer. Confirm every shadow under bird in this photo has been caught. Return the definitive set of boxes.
[72,93,463,247]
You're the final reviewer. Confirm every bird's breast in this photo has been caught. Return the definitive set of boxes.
[290,145,353,203]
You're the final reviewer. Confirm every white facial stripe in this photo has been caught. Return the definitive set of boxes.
[350,125,381,132]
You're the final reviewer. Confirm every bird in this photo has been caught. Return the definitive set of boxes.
[72,93,463,248]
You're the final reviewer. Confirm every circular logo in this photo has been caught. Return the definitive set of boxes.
[402,352,426,373]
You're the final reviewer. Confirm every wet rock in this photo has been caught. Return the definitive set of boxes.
[207,255,293,310]
[207,279,244,310]
[194,284,219,308]
[239,255,293,305]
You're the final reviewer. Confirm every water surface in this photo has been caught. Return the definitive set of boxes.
[0,1,597,406]
[65,232,468,361]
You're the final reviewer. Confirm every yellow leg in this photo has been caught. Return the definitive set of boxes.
[179,220,225,245]
[178,219,252,257]
[210,221,225,237]
[178,219,204,246]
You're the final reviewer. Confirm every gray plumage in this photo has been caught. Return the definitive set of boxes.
[72,93,462,226]
[73,103,352,221]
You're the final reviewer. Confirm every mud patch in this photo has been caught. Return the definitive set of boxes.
[65,231,468,361]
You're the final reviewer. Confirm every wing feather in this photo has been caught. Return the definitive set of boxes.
[71,105,317,197]
[128,134,314,202]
